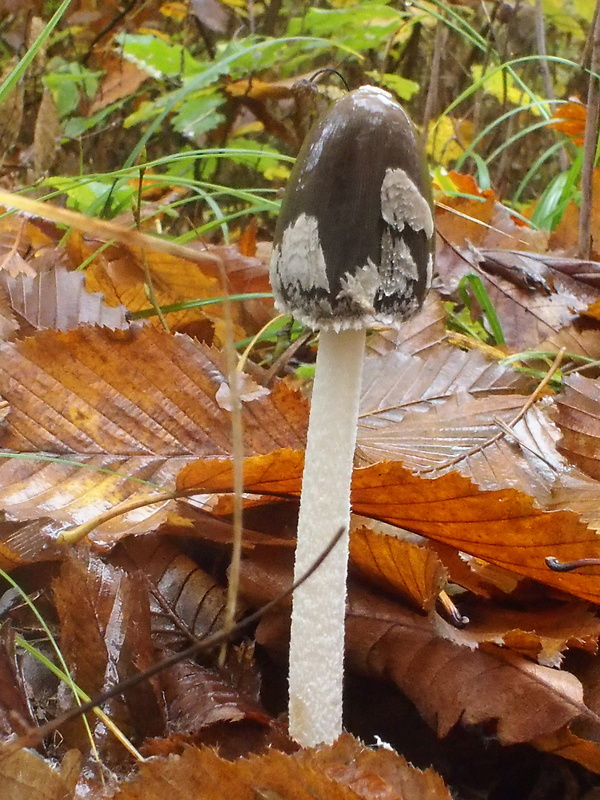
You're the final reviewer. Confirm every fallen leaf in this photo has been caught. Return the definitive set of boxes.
[0,266,128,332]
[116,534,231,651]
[556,374,600,480]
[547,99,587,146]
[53,550,164,756]
[32,88,60,178]
[455,599,600,666]
[241,553,587,745]
[0,748,80,800]
[349,525,447,612]
[177,449,600,603]
[88,56,150,114]
[0,326,307,547]
[366,292,448,358]
[114,734,452,800]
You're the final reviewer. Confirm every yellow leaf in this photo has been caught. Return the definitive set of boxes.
[160,1,188,20]
[427,115,473,165]
[471,65,546,116]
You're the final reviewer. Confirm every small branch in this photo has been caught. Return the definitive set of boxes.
[578,0,600,259]
[58,489,190,545]
[546,556,600,572]
[534,0,568,171]
[0,527,345,759]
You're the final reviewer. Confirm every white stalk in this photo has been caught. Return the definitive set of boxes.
[288,326,366,747]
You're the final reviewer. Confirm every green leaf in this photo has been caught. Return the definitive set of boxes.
[286,3,403,50]
[366,71,420,101]
[172,91,226,139]
[44,59,101,117]
[116,32,205,79]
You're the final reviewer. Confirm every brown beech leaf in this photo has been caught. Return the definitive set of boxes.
[305,734,452,800]
[177,449,600,603]
[555,374,600,480]
[0,748,80,800]
[161,658,271,735]
[116,535,230,651]
[539,319,600,362]
[0,326,307,545]
[349,526,447,612]
[361,393,564,506]
[32,88,60,179]
[69,234,270,341]
[69,234,230,338]
[366,292,449,358]
[454,599,600,667]
[0,516,66,570]
[0,265,128,332]
[241,554,586,746]
[359,345,523,428]
[549,470,600,531]
[0,287,18,341]
[88,56,150,114]
[0,627,35,738]
[53,550,164,756]
[114,734,451,800]
[534,727,600,774]
[437,240,597,351]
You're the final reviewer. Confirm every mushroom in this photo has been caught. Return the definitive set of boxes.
[269,85,435,747]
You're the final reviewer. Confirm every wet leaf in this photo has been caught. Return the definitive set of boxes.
[556,374,600,481]
[241,554,587,746]
[116,535,231,651]
[53,550,164,755]
[177,449,600,603]
[349,526,447,612]
[0,326,307,548]
[114,734,452,800]
[366,292,448,358]
[455,599,600,667]
[162,658,270,735]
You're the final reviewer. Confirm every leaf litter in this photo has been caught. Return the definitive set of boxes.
[2,31,600,800]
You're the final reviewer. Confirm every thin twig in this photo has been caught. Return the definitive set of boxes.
[418,348,565,475]
[0,189,221,268]
[0,527,345,759]
[534,0,568,171]
[578,0,600,259]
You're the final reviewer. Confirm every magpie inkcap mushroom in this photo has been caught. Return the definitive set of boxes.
[272,85,434,747]
[270,84,434,331]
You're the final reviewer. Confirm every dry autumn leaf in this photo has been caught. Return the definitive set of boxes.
[556,374,600,481]
[240,552,589,747]
[0,326,307,559]
[0,265,128,332]
[0,748,80,800]
[349,525,447,612]
[176,449,600,603]
[114,734,453,800]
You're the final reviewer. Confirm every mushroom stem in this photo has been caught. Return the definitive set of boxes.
[288,326,366,747]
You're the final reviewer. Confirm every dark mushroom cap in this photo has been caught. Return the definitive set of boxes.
[270,85,434,331]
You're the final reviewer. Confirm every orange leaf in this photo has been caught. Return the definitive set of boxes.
[547,100,587,146]
[349,525,447,612]
[177,449,600,603]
